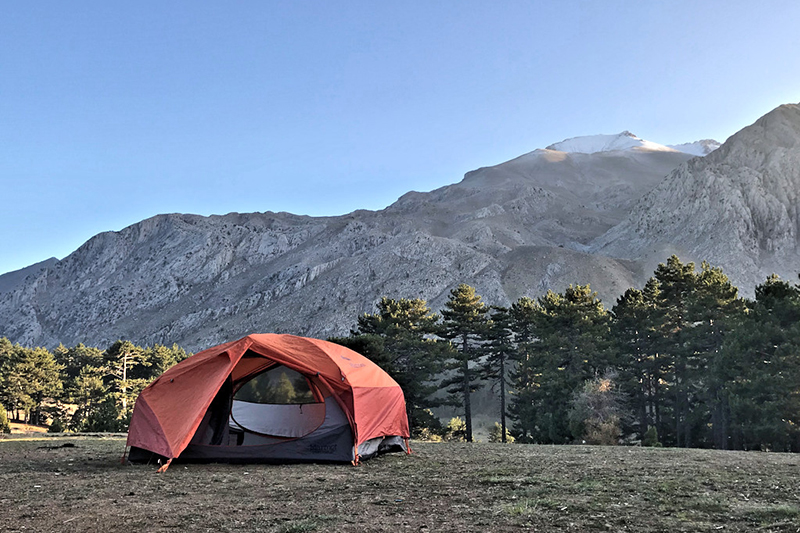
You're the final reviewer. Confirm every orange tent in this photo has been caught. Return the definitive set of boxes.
[126,334,410,469]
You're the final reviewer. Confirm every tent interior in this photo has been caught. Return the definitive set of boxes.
[129,350,406,464]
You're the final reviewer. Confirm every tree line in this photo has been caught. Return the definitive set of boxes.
[0,339,188,432]
[332,256,800,452]
[1,255,798,453]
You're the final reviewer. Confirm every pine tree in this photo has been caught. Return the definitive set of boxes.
[651,255,698,447]
[510,285,611,443]
[612,257,744,448]
[0,403,10,433]
[84,396,123,432]
[54,343,104,412]
[0,338,14,417]
[335,297,445,434]
[612,280,667,440]
[103,340,149,415]
[439,284,488,443]
[508,297,539,442]
[139,344,189,379]
[0,342,62,425]
[480,306,514,442]
[53,343,104,381]
[69,366,108,431]
[686,262,744,449]
[721,274,800,451]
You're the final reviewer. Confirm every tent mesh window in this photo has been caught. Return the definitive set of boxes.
[230,366,326,439]
[234,366,317,405]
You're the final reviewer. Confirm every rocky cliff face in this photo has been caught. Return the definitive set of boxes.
[592,103,800,290]
[0,258,58,295]
[3,105,798,352]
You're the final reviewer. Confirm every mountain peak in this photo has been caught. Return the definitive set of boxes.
[546,132,676,154]
[667,139,721,157]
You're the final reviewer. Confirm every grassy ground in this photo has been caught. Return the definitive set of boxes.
[1,434,799,532]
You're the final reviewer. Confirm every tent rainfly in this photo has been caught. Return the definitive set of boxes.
[126,334,410,470]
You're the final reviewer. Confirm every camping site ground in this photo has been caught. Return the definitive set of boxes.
[1,435,799,532]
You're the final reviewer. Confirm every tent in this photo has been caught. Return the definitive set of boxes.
[126,334,410,469]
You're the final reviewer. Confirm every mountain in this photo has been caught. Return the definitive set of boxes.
[668,139,721,156]
[0,135,698,351]
[0,258,58,295]
[6,102,799,353]
[593,103,800,289]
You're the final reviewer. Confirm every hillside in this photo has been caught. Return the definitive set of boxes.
[0,257,58,295]
[0,138,694,350]
[593,103,800,289]
[3,104,799,351]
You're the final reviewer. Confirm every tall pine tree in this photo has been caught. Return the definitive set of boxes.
[651,255,697,447]
[721,274,800,451]
[508,297,539,442]
[333,297,445,434]
[0,341,62,425]
[612,282,664,439]
[480,305,514,442]
[686,262,744,449]
[510,285,612,443]
[439,284,488,443]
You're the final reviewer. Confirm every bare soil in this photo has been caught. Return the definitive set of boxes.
[1,435,799,532]
[8,422,47,434]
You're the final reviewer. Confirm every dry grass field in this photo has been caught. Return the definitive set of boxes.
[1,434,799,532]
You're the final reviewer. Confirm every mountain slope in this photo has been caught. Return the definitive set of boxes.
[0,258,58,295]
[0,140,694,351]
[593,103,800,290]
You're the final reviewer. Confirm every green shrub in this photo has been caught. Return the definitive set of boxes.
[48,416,65,433]
[411,408,444,440]
[585,416,621,445]
[83,397,122,432]
[443,417,467,442]
[488,422,516,443]
[642,425,661,447]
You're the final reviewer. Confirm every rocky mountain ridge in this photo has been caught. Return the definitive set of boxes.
[592,103,800,289]
[0,258,58,295]
[2,104,798,352]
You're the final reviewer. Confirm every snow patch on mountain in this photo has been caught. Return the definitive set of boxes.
[546,132,720,157]
[546,131,677,154]
[668,140,721,156]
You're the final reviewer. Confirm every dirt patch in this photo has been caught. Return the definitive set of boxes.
[1,437,799,532]
[8,422,48,434]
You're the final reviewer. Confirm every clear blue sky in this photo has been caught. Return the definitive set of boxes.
[2,1,799,275]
